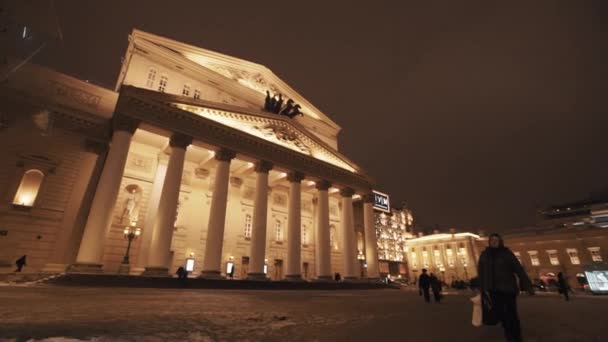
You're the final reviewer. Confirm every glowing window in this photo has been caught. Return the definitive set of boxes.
[422,250,429,268]
[146,68,157,88]
[446,248,455,267]
[546,250,559,265]
[13,169,44,207]
[459,247,468,266]
[513,251,522,264]
[410,253,418,268]
[182,84,191,97]
[158,75,168,92]
[433,247,442,267]
[330,224,338,250]
[589,247,603,262]
[528,251,540,266]
[244,214,252,239]
[566,248,580,265]
[194,89,201,100]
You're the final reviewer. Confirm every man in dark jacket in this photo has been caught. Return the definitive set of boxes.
[418,268,431,303]
[478,233,533,342]
[429,273,442,303]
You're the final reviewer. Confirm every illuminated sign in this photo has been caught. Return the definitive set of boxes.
[373,190,390,213]
[585,270,608,293]
[185,258,195,272]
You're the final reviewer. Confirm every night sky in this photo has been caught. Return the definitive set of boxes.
[20,1,608,232]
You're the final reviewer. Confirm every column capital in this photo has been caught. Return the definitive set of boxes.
[287,171,305,183]
[113,115,140,134]
[214,148,236,162]
[315,180,332,191]
[340,187,355,198]
[169,133,193,149]
[255,160,274,173]
[84,139,108,155]
[362,193,375,203]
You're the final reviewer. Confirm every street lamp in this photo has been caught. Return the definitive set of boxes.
[122,223,141,266]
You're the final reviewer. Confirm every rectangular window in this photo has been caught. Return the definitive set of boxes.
[546,250,559,265]
[182,84,190,97]
[194,89,201,100]
[566,248,580,265]
[146,68,157,88]
[589,247,603,262]
[410,253,418,268]
[513,251,522,264]
[446,248,455,267]
[459,247,468,266]
[275,220,283,242]
[528,251,540,266]
[422,250,429,268]
[244,214,252,239]
[433,248,442,267]
[158,75,168,92]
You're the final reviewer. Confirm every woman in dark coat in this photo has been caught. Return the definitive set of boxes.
[478,233,534,342]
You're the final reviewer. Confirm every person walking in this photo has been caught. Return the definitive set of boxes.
[418,268,431,303]
[557,272,571,301]
[429,273,442,303]
[478,233,533,342]
[15,255,26,272]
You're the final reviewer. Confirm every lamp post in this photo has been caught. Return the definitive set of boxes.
[119,223,140,273]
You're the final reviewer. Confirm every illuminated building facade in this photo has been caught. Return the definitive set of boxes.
[405,232,485,283]
[375,207,414,279]
[0,29,382,281]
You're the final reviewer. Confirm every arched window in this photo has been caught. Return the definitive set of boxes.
[13,169,44,207]
[330,224,338,250]
[275,220,283,242]
[158,75,168,92]
[244,214,252,239]
[146,68,157,88]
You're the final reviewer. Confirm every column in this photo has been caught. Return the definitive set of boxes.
[285,171,305,281]
[70,116,139,273]
[132,153,169,274]
[143,133,192,276]
[340,187,358,280]
[315,180,332,281]
[247,160,273,280]
[363,193,380,279]
[200,148,235,278]
[43,140,107,272]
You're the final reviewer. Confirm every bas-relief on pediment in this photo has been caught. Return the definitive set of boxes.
[203,63,274,95]
[172,103,356,173]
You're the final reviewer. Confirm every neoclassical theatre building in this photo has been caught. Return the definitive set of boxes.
[0,29,384,281]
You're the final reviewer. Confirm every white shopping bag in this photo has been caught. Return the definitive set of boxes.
[471,294,482,327]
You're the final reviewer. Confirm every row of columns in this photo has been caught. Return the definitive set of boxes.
[70,117,379,280]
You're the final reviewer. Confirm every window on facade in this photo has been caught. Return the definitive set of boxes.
[546,250,559,265]
[589,247,603,262]
[528,251,540,266]
[513,251,522,264]
[244,214,252,239]
[146,68,157,88]
[410,253,418,268]
[194,89,201,100]
[275,220,283,242]
[158,75,168,92]
[458,247,468,266]
[446,248,455,267]
[12,169,44,207]
[422,250,429,268]
[302,225,308,246]
[330,225,338,250]
[566,248,580,265]
[182,84,191,97]
[433,247,442,267]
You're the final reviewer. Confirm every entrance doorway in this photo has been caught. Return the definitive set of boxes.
[274,259,283,280]
[303,262,309,280]
[241,256,249,279]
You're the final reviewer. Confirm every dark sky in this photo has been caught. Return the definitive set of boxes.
[26,1,608,232]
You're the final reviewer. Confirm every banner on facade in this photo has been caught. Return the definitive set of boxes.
[373,190,391,213]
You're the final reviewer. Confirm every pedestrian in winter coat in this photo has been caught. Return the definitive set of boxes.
[418,268,431,303]
[429,273,442,303]
[478,233,533,342]
[557,272,571,301]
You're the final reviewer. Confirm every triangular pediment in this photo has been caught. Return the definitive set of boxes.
[129,29,341,143]
[168,99,360,173]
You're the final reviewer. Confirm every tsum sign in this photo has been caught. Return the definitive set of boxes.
[373,191,391,213]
